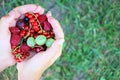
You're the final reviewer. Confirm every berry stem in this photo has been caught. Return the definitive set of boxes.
[28,12,43,32]
[12,38,24,53]
[12,46,20,52]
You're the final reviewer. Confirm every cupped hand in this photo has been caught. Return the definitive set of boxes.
[0,12,16,72]
[8,4,64,80]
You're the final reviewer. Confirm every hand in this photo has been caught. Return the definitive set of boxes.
[8,4,64,80]
[0,13,16,72]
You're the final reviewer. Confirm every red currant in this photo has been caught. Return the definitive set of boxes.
[20,30,26,37]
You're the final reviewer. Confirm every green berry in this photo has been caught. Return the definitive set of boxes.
[35,35,46,46]
[27,37,35,47]
[46,38,54,47]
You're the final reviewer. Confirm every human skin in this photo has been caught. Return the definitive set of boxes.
[0,4,64,80]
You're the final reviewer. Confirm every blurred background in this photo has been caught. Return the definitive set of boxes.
[0,0,120,80]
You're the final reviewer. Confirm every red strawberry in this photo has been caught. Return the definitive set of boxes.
[20,43,30,52]
[43,21,52,31]
[10,34,21,46]
[38,14,47,23]
[9,27,20,34]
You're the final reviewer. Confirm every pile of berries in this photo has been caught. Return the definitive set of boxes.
[9,12,55,62]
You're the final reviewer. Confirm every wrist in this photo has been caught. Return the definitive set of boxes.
[0,54,15,72]
[18,69,42,80]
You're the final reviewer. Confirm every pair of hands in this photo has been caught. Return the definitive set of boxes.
[0,4,64,80]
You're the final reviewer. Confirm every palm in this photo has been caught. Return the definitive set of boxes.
[0,16,16,65]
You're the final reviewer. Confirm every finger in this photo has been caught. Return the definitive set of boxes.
[48,16,64,39]
[0,15,15,33]
[31,39,64,66]
[33,5,44,14]
[46,11,52,17]
[0,15,14,25]
[8,4,44,26]
[9,4,38,18]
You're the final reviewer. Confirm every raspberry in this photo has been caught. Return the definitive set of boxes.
[20,43,30,52]
[10,34,21,46]
[38,14,47,23]
[43,21,52,31]
[9,27,20,34]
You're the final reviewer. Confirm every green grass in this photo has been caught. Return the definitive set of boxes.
[0,0,120,80]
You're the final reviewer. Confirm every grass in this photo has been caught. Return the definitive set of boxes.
[0,0,120,80]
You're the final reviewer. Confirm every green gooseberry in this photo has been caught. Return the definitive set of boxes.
[35,35,46,46]
[46,38,54,48]
[27,37,35,47]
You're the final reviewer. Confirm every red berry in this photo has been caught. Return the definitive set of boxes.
[11,45,16,49]
[34,47,44,53]
[46,35,51,39]
[30,29,34,33]
[34,34,39,38]
[9,27,20,34]
[38,14,47,23]
[34,13,39,17]
[16,57,23,62]
[43,21,52,31]
[33,22,38,26]
[33,25,40,31]
[10,34,21,46]
[30,18,35,23]
[28,14,33,18]
[38,31,42,34]
[21,43,30,52]
[25,13,29,17]
[25,52,30,56]
[24,25,29,31]
[20,30,26,37]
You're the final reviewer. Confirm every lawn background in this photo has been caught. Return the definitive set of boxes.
[0,0,120,80]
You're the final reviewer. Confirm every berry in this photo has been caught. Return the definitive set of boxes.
[24,25,29,31]
[20,30,26,37]
[9,27,20,34]
[43,31,48,36]
[32,25,40,31]
[27,14,33,18]
[10,34,21,46]
[33,22,38,26]
[30,18,35,23]
[46,38,54,47]
[34,13,39,17]
[24,16,29,23]
[21,43,30,52]
[34,47,44,53]
[16,19,24,30]
[30,29,34,33]
[27,37,35,47]
[35,35,46,46]
[38,14,47,23]
[43,21,52,31]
